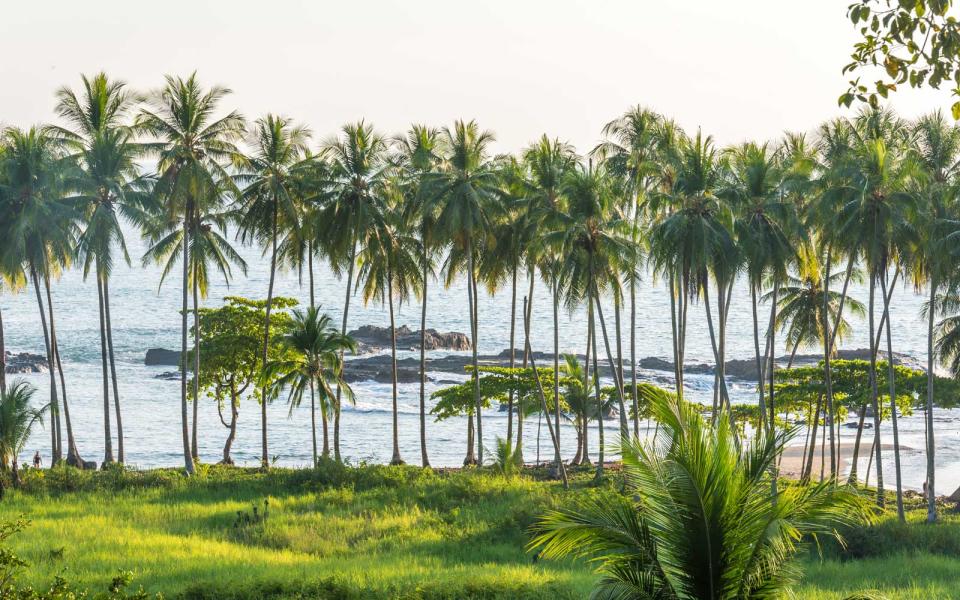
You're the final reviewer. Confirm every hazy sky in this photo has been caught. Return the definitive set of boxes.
[1,0,954,153]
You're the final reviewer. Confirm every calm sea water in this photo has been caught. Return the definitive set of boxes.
[3,225,959,493]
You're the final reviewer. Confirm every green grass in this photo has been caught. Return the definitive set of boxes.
[2,463,960,599]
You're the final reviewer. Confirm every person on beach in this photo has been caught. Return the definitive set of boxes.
[33,451,41,469]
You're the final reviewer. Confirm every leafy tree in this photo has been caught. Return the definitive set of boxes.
[186,297,295,465]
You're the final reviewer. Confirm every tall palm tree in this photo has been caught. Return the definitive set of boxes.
[0,126,81,467]
[530,393,873,600]
[425,120,499,465]
[357,200,423,465]
[524,135,576,467]
[319,121,389,462]
[235,114,311,468]
[593,107,663,438]
[650,132,736,419]
[912,110,960,523]
[832,108,916,507]
[394,125,443,468]
[265,307,355,466]
[0,380,47,488]
[51,72,150,466]
[137,73,245,474]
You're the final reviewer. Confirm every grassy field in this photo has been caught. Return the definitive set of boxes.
[1,463,959,599]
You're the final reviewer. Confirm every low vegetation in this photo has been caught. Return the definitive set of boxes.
[0,462,958,599]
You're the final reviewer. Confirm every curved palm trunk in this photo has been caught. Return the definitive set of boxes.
[180,218,194,475]
[702,282,731,422]
[260,205,279,469]
[218,378,239,464]
[630,274,638,438]
[103,278,123,463]
[867,271,885,507]
[419,246,431,468]
[802,395,823,483]
[590,296,605,482]
[880,271,904,520]
[46,275,82,466]
[516,270,535,461]
[0,302,6,395]
[669,272,682,399]
[751,284,767,422]
[309,378,318,466]
[552,276,561,469]
[33,270,61,464]
[192,275,200,461]
[524,297,567,488]
[766,281,780,433]
[388,275,403,465]
[581,319,593,466]
[926,275,937,523]
[334,241,357,463]
[506,264,517,448]
[825,253,856,480]
[97,274,114,465]
[467,238,483,464]
[594,290,628,440]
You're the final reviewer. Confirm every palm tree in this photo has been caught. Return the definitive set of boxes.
[51,72,150,466]
[425,120,499,465]
[319,121,390,462]
[649,132,736,419]
[530,393,873,599]
[0,380,47,488]
[831,109,916,507]
[235,114,311,468]
[137,73,245,474]
[0,126,81,467]
[913,110,960,523]
[356,201,423,465]
[394,125,443,468]
[265,307,355,466]
[524,135,576,468]
[593,107,663,438]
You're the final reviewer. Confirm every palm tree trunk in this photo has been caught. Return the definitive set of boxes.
[180,217,194,475]
[581,310,593,466]
[523,297,567,488]
[590,295,605,482]
[310,378,317,467]
[926,274,937,523]
[419,249,431,468]
[826,253,856,480]
[802,395,823,483]
[766,280,780,433]
[867,270,885,507]
[96,273,113,465]
[680,275,689,395]
[335,241,357,463]
[751,284,768,426]
[192,275,200,461]
[593,289,628,439]
[702,282,730,421]
[880,270,904,521]
[0,301,6,395]
[45,275,81,467]
[103,277,123,463]
[308,242,315,309]
[552,275,561,469]
[630,273,638,438]
[516,269,535,461]
[260,205,279,469]
[669,272,682,399]
[389,274,403,465]
[466,237,483,464]
[33,270,61,464]
[614,294,624,393]
[506,264,517,448]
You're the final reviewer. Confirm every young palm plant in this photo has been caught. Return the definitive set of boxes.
[0,380,47,489]
[530,392,874,599]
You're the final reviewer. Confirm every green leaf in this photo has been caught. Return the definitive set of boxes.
[951,100,960,120]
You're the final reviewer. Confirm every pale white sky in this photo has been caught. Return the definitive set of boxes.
[0,0,954,153]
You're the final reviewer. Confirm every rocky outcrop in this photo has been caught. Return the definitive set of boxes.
[348,325,470,354]
[3,351,48,373]
[145,348,181,367]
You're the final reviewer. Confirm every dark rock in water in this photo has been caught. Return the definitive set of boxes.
[348,324,470,354]
[639,357,712,375]
[145,348,181,367]
[154,371,182,381]
[4,351,48,373]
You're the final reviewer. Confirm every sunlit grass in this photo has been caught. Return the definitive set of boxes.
[2,464,960,598]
